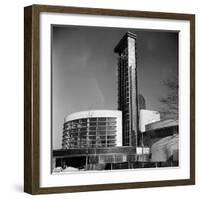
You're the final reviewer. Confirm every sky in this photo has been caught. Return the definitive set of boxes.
[52,25,178,149]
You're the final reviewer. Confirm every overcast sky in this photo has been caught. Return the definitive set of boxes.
[52,25,178,149]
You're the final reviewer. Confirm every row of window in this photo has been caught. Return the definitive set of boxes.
[63,134,116,141]
[64,123,117,130]
[62,140,116,149]
[62,135,117,149]
[66,117,116,124]
[62,144,116,149]
[62,139,116,144]
[64,124,117,130]
[64,120,116,126]
[63,133,116,138]
[63,129,117,136]
[63,140,116,144]
[63,130,116,135]
[64,126,116,131]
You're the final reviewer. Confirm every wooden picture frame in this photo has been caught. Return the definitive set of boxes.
[24,4,195,194]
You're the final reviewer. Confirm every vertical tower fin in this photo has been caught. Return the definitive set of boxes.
[114,32,139,147]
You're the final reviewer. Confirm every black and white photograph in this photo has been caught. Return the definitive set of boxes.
[23,4,195,194]
[51,25,179,173]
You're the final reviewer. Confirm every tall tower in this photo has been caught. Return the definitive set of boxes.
[114,32,139,147]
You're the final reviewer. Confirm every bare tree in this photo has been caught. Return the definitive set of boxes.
[159,76,178,120]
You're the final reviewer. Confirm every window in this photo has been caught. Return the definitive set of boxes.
[89,127,96,131]
[107,131,116,135]
[80,122,87,127]
[97,126,106,131]
[80,128,87,132]
[107,126,116,131]
[98,118,107,122]
[107,144,115,147]
[98,131,106,135]
[107,122,116,126]
[80,136,87,140]
[88,135,96,138]
[89,122,97,126]
[88,132,96,136]
[79,119,87,123]
[107,118,116,122]
[89,118,97,122]
[70,131,78,136]
[98,122,106,126]
[107,135,116,140]
[99,136,106,140]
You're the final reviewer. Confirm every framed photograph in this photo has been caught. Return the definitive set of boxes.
[24,4,195,194]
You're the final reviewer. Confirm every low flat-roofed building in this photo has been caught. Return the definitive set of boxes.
[53,146,137,171]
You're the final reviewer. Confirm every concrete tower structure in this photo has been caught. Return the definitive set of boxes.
[114,32,139,147]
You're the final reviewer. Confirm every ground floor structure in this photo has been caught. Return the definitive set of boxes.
[52,146,150,171]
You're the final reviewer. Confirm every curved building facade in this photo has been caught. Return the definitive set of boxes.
[62,110,122,149]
